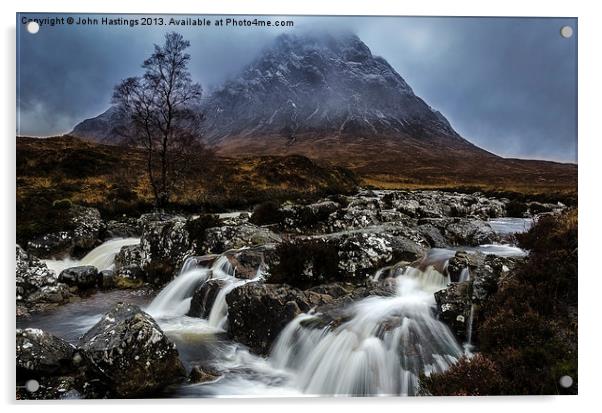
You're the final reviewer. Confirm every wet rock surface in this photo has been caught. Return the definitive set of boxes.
[188,279,228,318]
[202,223,282,254]
[58,266,100,289]
[17,328,79,378]
[15,328,99,400]
[78,303,185,397]
[16,246,72,314]
[139,215,193,284]
[434,251,524,341]
[225,281,393,355]
[15,189,564,398]
[26,206,104,259]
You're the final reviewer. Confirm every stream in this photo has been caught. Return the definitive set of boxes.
[17,217,532,397]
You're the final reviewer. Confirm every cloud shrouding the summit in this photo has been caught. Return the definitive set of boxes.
[17,14,577,162]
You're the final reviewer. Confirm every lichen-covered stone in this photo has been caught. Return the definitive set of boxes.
[16,328,79,378]
[202,223,281,254]
[139,215,193,284]
[79,303,185,397]
[16,246,72,312]
[26,205,104,259]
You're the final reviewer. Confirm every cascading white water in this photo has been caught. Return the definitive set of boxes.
[464,304,476,355]
[459,267,471,283]
[44,237,140,275]
[270,265,463,396]
[146,254,262,331]
[146,268,211,318]
[146,256,231,318]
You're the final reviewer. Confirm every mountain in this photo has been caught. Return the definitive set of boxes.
[70,106,126,144]
[202,33,460,143]
[69,32,576,191]
[71,33,479,149]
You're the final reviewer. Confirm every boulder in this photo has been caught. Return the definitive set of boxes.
[447,251,472,282]
[385,190,505,219]
[325,226,427,278]
[114,244,143,270]
[471,255,520,303]
[188,279,228,318]
[188,365,221,383]
[419,218,498,246]
[26,205,104,259]
[280,200,340,232]
[104,219,140,239]
[58,266,100,289]
[202,223,282,254]
[99,269,116,289]
[226,283,327,355]
[113,244,145,284]
[223,245,278,279]
[443,218,498,245]
[225,280,395,355]
[79,303,185,397]
[434,282,473,341]
[16,246,72,312]
[418,223,449,248]
[139,215,193,284]
[16,328,79,379]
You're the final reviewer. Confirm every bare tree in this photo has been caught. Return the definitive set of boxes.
[112,32,205,208]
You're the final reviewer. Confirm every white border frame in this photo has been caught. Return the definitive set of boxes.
[3,0,600,411]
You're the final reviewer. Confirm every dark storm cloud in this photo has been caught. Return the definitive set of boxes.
[16,14,577,162]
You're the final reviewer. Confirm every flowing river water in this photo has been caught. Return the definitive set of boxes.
[17,218,532,397]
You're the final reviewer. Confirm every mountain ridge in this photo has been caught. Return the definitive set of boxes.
[68,32,577,192]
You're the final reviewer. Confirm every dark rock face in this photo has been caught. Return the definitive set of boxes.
[104,219,140,239]
[419,218,498,247]
[434,282,473,341]
[226,283,326,355]
[189,365,221,384]
[471,255,520,303]
[225,281,393,355]
[223,245,278,279]
[139,214,193,284]
[188,279,227,318]
[70,105,126,143]
[16,328,79,378]
[202,223,281,254]
[58,266,100,289]
[16,246,72,313]
[26,206,104,259]
[79,303,185,397]
[434,252,524,341]
[99,269,116,289]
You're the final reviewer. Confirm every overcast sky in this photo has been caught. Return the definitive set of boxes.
[17,14,577,162]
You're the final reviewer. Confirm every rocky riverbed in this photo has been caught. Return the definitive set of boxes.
[16,189,564,398]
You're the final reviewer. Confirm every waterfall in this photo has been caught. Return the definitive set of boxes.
[146,267,211,318]
[146,254,262,329]
[208,265,264,330]
[269,265,462,396]
[44,237,140,275]
[464,304,476,355]
[459,267,470,282]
